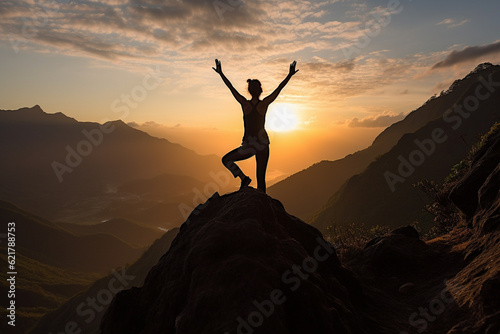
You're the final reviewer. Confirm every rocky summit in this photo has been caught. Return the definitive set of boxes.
[100,188,374,334]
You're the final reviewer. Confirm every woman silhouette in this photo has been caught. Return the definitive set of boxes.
[213,59,298,193]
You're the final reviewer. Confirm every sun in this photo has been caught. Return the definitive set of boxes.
[266,103,299,132]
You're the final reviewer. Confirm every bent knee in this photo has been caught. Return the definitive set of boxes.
[221,155,230,166]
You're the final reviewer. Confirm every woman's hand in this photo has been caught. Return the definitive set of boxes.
[212,59,222,74]
[289,60,299,76]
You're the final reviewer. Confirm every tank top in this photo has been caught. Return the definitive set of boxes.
[242,100,270,145]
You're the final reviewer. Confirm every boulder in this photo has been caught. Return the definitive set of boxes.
[363,226,434,275]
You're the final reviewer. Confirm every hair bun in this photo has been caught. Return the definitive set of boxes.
[247,79,252,83]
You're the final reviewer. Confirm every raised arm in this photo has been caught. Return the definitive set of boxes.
[263,61,299,105]
[213,59,246,105]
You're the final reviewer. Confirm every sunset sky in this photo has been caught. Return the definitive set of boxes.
[1,0,500,178]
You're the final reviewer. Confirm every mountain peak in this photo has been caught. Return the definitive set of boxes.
[101,187,371,333]
[19,104,45,115]
[31,104,43,112]
[105,119,128,127]
[0,105,77,124]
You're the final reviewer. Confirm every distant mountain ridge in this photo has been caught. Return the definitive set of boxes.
[56,218,164,247]
[0,105,224,220]
[268,63,500,222]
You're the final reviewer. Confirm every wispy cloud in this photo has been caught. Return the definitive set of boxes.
[301,59,356,74]
[347,112,405,128]
[436,18,469,28]
[432,40,500,69]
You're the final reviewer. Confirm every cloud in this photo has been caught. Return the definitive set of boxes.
[295,55,420,104]
[127,121,140,127]
[347,112,404,128]
[0,0,443,107]
[436,18,469,28]
[143,121,162,127]
[432,40,500,69]
[301,59,356,74]
[0,0,270,60]
[34,29,144,60]
[0,0,396,66]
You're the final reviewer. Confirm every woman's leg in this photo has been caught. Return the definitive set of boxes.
[255,145,270,193]
[222,144,256,179]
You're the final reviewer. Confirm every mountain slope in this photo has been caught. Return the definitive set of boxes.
[312,63,500,231]
[268,63,500,221]
[96,199,186,230]
[0,106,224,219]
[29,228,179,334]
[0,201,144,273]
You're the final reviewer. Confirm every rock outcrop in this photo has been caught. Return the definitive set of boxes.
[362,226,437,275]
[100,188,374,334]
[446,125,500,333]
